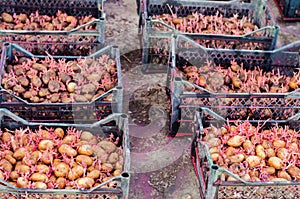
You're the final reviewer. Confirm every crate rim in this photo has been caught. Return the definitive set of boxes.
[172,34,300,55]
[147,19,280,38]
[175,78,300,97]
[0,16,105,36]
[144,0,268,19]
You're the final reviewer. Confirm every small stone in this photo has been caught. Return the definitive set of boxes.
[182,194,192,199]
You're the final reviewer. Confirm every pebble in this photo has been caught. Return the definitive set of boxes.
[182,194,192,199]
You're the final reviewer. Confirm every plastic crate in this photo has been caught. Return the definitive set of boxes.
[192,108,300,199]
[169,34,300,135]
[142,0,279,73]
[274,0,300,21]
[0,43,123,123]
[0,0,105,55]
[0,108,130,199]
[138,0,253,32]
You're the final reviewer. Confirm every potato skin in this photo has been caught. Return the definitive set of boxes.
[10,170,20,181]
[5,154,16,165]
[229,154,245,164]
[54,128,65,139]
[207,138,221,148]
[56,177,67,189]
[13,147,26,160]
[0,159,13,172]
[58,144,77,157]
[268,157,283,170]
[263,167,276,175]
[243,140,254,152]
[68,165,84,181]
[38,140,54,151]
[80,131,94,141]
[93,146,107,159]
[16,177,28,188]
[2,13,13,23]
[276,148,288,160]
[113,169,122,176]
[36,165,50,174]
[108,152,119,164]
[77,177,95,189]
[62,135,77,145]
[30,173,48,182]
[78,144,93,156]
[54,162,70,178]
[246,156,261,168]
[101,163,114,172]
[273,140,286,149]
[265,148,276,158]
[278,171,292,181]
[87,170,101,179]
[34,182,47,189]
[2,132,13,143]
[287,165,300,180]
[255,145,266,160]
[98,140,116,152]
[76,155,93,166]
[227,135,244,147]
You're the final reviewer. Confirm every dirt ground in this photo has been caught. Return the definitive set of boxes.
[103,0,300,198]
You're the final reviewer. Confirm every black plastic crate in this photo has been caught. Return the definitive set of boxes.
[0,0,105,55]
[142,0,279,73]
[192,108,300,199]
[0,108,130,199]
[274,0,300,21]
[170,35,300,135]
[0,43,123,123]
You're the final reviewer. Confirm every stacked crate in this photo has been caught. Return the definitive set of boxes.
[140,0,279,73]
[0,43,123,124]
[0,109,130,198]
[170,34,300,197]
[0,1,129,198]
[170,34,300,133]
[193,108,300,199]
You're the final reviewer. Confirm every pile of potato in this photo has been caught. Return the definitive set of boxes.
[1,54,117,103]
[203,121,300,182]
[152,13,259,36]
[1,11,96,31]
[0,126,123,189]
[179,62,300,93]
